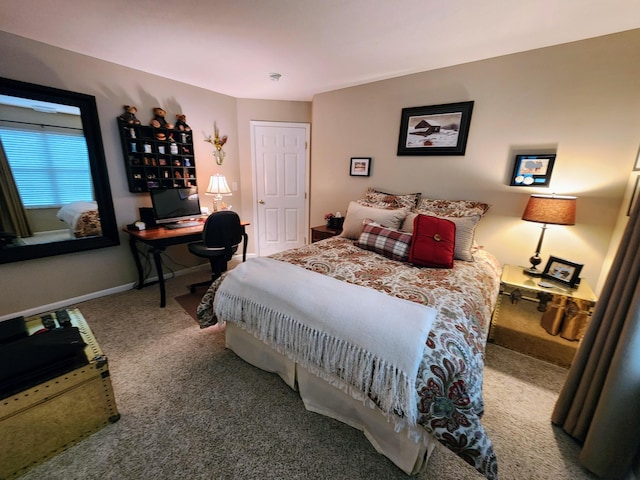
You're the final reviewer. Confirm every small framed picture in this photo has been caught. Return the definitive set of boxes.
[510,154,556,187]
[542,256,583,288]
[350,157,371,177]
[634,145,640,171]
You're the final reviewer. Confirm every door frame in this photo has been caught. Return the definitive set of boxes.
[250,120,311,256]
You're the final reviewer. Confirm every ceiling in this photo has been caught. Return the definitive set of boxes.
[1,0,639,101]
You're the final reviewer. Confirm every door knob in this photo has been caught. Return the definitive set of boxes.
[258,200,265,205]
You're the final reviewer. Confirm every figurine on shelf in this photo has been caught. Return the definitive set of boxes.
[149,107,173,129]
[174,114,191,132]
[119,105,141,124]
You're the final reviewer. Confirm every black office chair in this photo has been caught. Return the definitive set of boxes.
[187,211,244,293]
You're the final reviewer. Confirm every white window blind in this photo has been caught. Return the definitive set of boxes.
[0,125,94,208]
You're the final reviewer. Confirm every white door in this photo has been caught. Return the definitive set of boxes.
[251,121,309,256]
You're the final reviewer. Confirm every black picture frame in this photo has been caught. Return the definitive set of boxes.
[542,256,583,288]
[350,157,371,176]
[634,145,640,171]
[509,154,556,187]
[628,175,640,216]
[397,101,474,156]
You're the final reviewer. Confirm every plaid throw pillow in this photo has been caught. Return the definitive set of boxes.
[356,221,412,262]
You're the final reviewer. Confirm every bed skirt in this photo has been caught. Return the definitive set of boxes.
[225,322,436,475]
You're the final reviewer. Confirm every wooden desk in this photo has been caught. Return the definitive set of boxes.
[124,222,249,307]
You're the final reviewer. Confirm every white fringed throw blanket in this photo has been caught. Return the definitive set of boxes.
[214,257,436,428]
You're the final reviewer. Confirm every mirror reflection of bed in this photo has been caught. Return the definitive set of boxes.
[14,201,102,246]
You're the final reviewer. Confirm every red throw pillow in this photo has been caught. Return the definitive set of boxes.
[409,214,456,268]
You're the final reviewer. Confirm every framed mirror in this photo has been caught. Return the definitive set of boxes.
[0,77,119,264]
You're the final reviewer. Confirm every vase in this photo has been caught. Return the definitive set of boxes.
[214,148,225,165]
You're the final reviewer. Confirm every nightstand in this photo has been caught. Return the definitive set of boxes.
[489,264,598,367]
[311,225,342,243]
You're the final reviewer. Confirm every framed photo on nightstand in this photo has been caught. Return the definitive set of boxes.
[542,256,583,288]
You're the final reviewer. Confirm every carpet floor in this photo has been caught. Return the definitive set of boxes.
[17,271,599,480]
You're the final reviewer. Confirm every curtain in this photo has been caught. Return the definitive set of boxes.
[552,194,640,478]
[0,139,32,237]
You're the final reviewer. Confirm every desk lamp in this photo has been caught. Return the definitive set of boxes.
[205,174,232,212]
[521,194,576,276]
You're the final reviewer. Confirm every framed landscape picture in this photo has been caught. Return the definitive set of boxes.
[397,101,474,156]
[510,154,556,187]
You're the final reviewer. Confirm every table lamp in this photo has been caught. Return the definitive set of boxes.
[205,174,232,212]
[521,194,577,276]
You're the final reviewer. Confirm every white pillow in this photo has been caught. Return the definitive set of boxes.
[340,201,408,239]
[401,212,481,262]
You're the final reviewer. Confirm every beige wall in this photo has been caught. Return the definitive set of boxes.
[0,31,310,316]
[310,29,640,293]
[1,28,638,316]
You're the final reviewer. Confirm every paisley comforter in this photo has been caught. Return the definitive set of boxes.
[197,236,501,479]
[56,201,102,238]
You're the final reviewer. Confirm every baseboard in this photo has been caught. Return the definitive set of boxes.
[0,263,213,322]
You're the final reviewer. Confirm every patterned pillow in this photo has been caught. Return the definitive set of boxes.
[402,212,481,262]
[357,187,421,210]
[356,221,412,262]
[415,198,490,217]
[340,201,408,239]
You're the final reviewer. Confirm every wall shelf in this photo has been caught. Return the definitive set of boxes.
[117,118,196,192]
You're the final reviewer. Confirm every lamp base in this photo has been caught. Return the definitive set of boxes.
[523,267,543,277]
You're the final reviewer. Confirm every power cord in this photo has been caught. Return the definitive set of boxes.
[133,244,154,285]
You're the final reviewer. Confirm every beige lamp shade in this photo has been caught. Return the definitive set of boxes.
[522,194,577,226]
[205,174,232,200]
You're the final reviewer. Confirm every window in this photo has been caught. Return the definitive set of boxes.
[0,125,94,208]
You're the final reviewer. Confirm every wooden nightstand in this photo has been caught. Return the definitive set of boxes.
[311,225,342,243]
[489,264,597,367]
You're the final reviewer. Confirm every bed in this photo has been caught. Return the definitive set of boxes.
[56,201,102,238]
[197,190,502,479]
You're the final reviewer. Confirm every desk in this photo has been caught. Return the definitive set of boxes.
[124,222,249,307]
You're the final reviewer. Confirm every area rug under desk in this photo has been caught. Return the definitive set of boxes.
[175,292,203,324]
[490,297,579,368]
